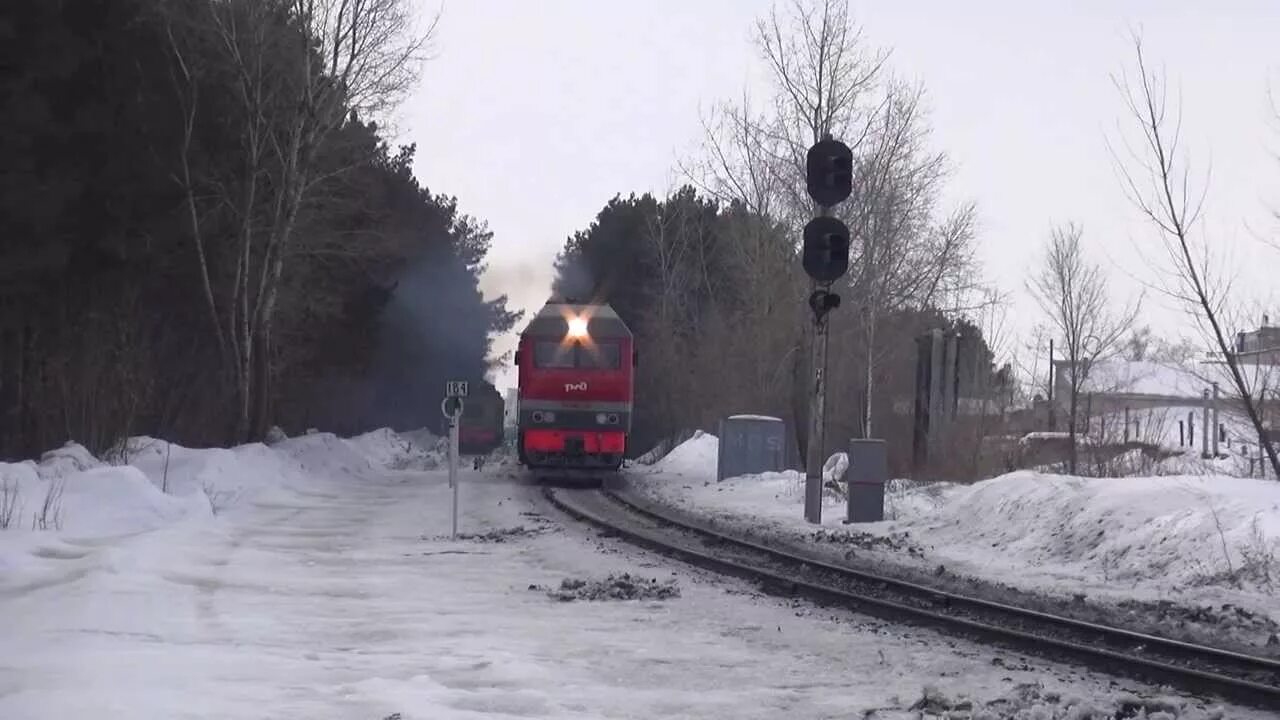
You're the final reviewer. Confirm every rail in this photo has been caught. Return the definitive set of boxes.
[543,486,1280,711]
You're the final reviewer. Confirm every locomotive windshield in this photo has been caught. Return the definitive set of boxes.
[533,340,621,369]
[534,341,575,368]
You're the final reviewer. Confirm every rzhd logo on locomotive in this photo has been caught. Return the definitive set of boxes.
[564,381,588,392]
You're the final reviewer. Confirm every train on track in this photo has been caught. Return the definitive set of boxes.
[514,300,634,473]
[457,380,505,456]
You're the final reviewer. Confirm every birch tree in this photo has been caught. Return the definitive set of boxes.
[166,0,434,440]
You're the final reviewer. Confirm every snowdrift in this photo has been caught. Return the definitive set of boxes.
[897,472,1280,592]
[633,433,1280,618]
[649,431,719,478]
[2,444,212,538]
[0,430,439,585]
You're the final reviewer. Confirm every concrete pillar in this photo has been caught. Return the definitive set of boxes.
[927,329,944,457]
[911,333,930,469]
[942,331,959,420]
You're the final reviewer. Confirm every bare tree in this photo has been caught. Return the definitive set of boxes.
[1028,223,1140,474]
[683,0,981,456]
[166,0,434,440]
[639,191,707,437]
[1111,35,1280,478]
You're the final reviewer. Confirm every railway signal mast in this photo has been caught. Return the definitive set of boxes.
[802,136,853,524]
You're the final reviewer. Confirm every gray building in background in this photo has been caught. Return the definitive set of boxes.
[1237,317,1280,365]
[717,415,787,481]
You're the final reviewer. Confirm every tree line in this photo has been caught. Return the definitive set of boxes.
[552,0,1011,477]
[0,0,517,459]
[552,2,1280,482]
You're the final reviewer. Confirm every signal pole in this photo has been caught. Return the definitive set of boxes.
[801,135,853,524]
[443,380,468,539]
[804,198,834,523]
[804,276,833,523]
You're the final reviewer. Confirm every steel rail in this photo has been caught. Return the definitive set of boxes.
[544,486,1280,711]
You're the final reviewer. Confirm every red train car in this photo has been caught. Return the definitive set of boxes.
[457,381,504,456]
[514,301,634,470]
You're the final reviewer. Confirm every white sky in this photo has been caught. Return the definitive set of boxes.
[401,1,1280,391]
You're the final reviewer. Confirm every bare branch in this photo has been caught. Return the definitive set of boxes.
[1110,31,1280,478]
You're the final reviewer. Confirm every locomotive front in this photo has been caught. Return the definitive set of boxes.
[515,301,634,471]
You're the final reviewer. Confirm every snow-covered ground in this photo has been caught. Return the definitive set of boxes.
[0,431,1266,718]
[631,433,1280,641]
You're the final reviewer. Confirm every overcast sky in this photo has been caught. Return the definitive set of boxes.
[401,0,1280,391]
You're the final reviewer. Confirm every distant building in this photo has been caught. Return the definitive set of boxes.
[1047,356,1280,446]
[1236,317,1280,364]
[1052,359,1207,412]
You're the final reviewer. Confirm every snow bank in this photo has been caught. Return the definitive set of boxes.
[2,428,432,548]
[401,427,442,450]
[0,447,214,589]
[650,431,719,478]
[57,466,212,538]
[2,447,211,538]
[126,437,299,506]
[901,472,1280,593]
[348,428,442,469]
[633,438,1280,619]
[36,442,104,480]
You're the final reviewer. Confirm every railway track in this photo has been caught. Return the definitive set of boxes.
[544,486,1280,711]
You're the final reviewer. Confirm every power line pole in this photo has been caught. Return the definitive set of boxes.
[801,136,853,524]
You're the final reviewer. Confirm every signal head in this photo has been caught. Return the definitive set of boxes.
[801,216,851,283]
[806,138,854,208]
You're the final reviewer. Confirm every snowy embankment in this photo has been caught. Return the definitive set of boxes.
[632,433,1280,632]
[0,428,1269,718]
[0,430,441,593]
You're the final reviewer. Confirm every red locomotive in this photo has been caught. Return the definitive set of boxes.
[514,300,634,471]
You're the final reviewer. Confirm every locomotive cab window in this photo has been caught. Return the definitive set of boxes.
[534,341,575,368]
[578,342,620,369]
[532,340,621,369]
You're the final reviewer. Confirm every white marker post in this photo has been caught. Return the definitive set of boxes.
[443,381,469,539]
